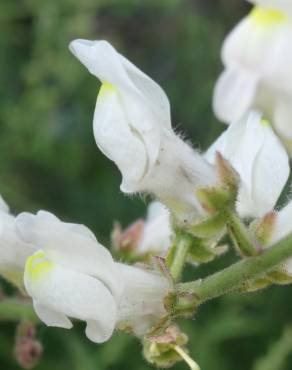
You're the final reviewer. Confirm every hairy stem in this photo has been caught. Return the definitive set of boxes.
[169,233,192,282]
[226,210,258,256]
[178,233,292,306]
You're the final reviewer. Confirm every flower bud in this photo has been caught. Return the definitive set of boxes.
[112,202,172,261]
[14,321,43,369]
[143,325,188,368]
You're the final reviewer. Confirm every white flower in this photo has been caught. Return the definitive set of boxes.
[0,195,35,288]
[213,4,292,149]
[16,211,169,342]
[137,202,172,255]
[205,111,289,218]
[69,39,218,222]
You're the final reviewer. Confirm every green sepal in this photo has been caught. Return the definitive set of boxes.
[249,212,277,246]
[267,269,292,285]
[196,186,232,214]
[239,278,272,293]
[215,151,239,196]
[188,237,227,264]
[143,342,183,369]
[187,212,226,239]
[143,326,188,369]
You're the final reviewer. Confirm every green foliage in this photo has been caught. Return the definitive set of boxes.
[2,1,292,370]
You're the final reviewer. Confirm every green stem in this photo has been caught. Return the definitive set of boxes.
[0,298,37,322]
[177,233,292,306]
[226,210,258,256]
[169,233,192,282]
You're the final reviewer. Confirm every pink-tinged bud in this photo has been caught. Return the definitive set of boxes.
[148,325,187,345]
[143,325,191,368]
[111,220,145,252]
[14,322,43,369]
[250,211,277,246]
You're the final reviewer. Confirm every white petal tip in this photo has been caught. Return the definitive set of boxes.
[46,322,73,330]
[69,39,95,56]
[85,320,114,343]
[69,39,113,76]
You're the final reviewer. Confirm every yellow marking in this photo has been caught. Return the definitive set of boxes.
[25,250,54,282]
[260,119,271,127]
[250,6,287,27]
[97,81,116,100]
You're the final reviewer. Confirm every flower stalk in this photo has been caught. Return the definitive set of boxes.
[226,210,259,256]
[167,232,193,282]
[172,345,200,370]
[176,232,292,309]
[0,298,37,322]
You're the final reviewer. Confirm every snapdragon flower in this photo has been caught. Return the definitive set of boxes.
[205,111,289,218]
[16,211,169,343]
[213,2,292,149]
[0,195,35,288]
[69,39,218,223]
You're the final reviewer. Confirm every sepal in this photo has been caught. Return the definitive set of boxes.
[238,278,272,293]
[215,151,239,196]
[143,325,189,369]
[267,268,292,285]
[250,211,277,246]
[188,240,228,264]
[196,186,232,214]
[14,321,43,369]
[187,212,226,239]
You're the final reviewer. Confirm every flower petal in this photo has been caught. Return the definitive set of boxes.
[33,301,73,329]
[93,83,147,192]
[116,263,169,336]
[26,261,117,343]
[222,7,292,90]
[270,201,292,245]
[138,202,172,255]
[206,111,289,218]
[0,211,35,288]
[274,95,292,139]
[213,67,259,123]
[70,39,171,191]
[69,39,171,129]
[16,211,123,300]
[245,120,289,216]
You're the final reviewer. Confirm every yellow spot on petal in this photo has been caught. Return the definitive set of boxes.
[250,6,288,27]
[97,82,117,100]
[25,250,54,282]
[260,119,271,127]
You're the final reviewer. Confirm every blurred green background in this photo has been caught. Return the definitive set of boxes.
[1,0,292,369]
